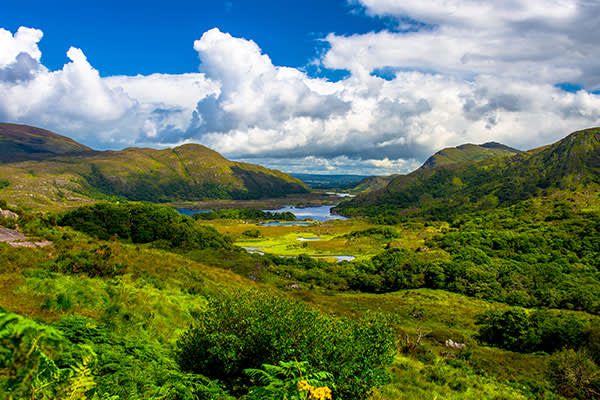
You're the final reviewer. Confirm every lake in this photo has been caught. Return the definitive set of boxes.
[174,208,212,216]
[263,205,347,222]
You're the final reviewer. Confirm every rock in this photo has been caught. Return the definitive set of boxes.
[0,209,18,219]
[445,339,466,349]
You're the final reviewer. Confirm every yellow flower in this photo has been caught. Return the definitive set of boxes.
[309,386,332,400]
[298,380,314,392]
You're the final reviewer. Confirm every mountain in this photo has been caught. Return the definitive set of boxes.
[345,175,398,194]
[335,128,600,219]
[342,141,518,195]
[290,173,368,189]
[0,123,309,209]
[420,142,520,169]
[0,122,92,162]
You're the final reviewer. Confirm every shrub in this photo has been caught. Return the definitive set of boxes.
[475,308,593,353]
[47,244,126,278]
[244,360,334,400]
[547,349,600,399]
[242,229,262,238]
[176,288,395,399]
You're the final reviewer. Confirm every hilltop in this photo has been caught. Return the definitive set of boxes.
[0,122,92,162]
[420,142,520,169]
[0,123,308,209]
[343,141,518,195]
[336,128,600,219]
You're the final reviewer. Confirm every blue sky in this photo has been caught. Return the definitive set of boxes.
[1,1,599,174]
[2,0,393,78]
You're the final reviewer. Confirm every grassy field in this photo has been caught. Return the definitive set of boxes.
[200,217,437,262]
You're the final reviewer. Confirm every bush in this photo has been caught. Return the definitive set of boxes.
[345,227,401,239]
[176,288,395,399]
[475,308,593,353]
[547,349,600,399]
[242,229,262,238]
[47,244,126,277]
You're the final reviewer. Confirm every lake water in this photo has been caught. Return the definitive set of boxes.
[241,246,355,263]
[313,255,356,262]
[263,205,347,222]
[260,221,314,226]
[174,208,212,216]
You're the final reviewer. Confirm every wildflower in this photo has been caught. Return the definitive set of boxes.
[297,380,313,392]
[310,386,332,400]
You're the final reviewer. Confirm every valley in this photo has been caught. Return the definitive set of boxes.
[1,124,600,400]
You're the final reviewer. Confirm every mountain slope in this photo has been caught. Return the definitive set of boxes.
[343,141,518,195]
[420,142,520,169]
[345,175,398,194]
[335,128,600,219]
[0,122,92,162]
[0,124,309,209]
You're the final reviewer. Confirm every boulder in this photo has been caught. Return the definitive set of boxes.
[0,209,18,219]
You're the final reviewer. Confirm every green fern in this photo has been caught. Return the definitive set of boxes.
[244,360,335,400]
[0,310,100,400]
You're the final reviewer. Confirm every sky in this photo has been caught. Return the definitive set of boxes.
[1,0,600,175]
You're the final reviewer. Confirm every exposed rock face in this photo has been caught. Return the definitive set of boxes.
[0,209,18,219]
[0,227,51,248]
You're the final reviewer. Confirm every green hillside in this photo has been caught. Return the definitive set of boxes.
[343,141,518,195]
[336,128,600,220]
[420,142,520,169]
[345,174,398,194]
[0,122,92,163]
[0,124,309,209]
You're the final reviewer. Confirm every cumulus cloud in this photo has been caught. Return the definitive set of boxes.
[327,0,598,88]
[1,10,600,175]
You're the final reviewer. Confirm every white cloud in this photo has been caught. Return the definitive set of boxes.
[328,0,598,88]
[0,26,43,67]
[1,15,600,175]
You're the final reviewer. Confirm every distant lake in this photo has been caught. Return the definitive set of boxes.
[174,208,212,216]
[260,221,314,226]
[263,205,347,222]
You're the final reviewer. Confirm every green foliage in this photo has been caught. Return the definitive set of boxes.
[0,180,9,189]
[242,229,263,238]
[475,308,594,353]
[345,227,401,239]
[337,128,600,219]
[244,360,335,400]
[176,288,396,399]
[195,208,296,221]
[46,244,126,277]
[0,309,100,399]
[59,202,232,250]
[547,349,600,399]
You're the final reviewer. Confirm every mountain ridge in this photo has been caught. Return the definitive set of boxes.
[0,122,93,162]
[335,127,600,219]
[0,123,309,209]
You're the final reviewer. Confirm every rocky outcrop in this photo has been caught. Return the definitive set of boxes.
[0,209,18,219]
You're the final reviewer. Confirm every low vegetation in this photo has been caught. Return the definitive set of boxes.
[2,127,600,399]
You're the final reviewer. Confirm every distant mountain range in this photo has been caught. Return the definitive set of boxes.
[290,173,368,189]
[0,123,308,209]
[336,128,600,219]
